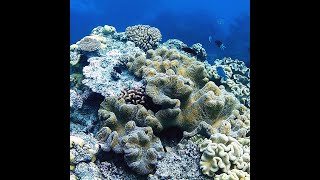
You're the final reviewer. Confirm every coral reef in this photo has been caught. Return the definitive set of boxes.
[206,58,250,107]
[81,39,145,97]
[97,161,139,180]
[125,25,162,51]
[74,162,102,180]
[82,55,143,97]
[70,103,99,134]
[198,133,250,178]
[148,138,211,180]
[70,132,100,175]
[70,24,250,179]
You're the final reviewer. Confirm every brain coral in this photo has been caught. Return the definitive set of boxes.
[199,133,250,177]
[125,25,162,51]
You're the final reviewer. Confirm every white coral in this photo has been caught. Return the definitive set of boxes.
[199,133,250,177]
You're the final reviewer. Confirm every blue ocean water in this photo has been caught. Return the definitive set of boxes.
[71,0,250,65]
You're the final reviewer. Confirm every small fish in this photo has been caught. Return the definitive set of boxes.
[216,66,228,80]
[215,40,226,50]
[182,47,197,56]
[209,36,212,43]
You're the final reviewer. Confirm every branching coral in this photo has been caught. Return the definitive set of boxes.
[198,133,250,178]
[125,25,162,51]
[206,58,250,107]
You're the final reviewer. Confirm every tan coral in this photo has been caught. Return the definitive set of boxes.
[127,46,209,88]
[98,96,163,134]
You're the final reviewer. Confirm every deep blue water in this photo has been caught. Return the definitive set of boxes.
[71,0,250,65]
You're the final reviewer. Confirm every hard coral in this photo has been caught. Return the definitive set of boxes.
[125,25,162,51]
[77,36,101,52]
[118,85,147,106]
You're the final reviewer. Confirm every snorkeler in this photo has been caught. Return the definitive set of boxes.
[214,40,226,50]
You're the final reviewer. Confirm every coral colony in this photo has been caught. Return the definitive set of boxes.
[70,24,250,180]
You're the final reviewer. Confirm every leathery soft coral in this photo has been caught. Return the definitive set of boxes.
[120,121,164,175]
[127,46,209,88]
[198,133,250,178]
[145,70,241,132]
[95,120,164,175]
